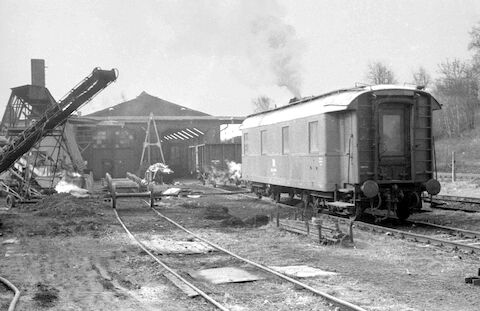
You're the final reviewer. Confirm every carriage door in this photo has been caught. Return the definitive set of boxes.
[377,103,412,181]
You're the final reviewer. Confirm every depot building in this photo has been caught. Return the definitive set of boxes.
[72,92,244,179]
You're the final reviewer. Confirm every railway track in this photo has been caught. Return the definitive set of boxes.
[111,196,367,311]
[271,202,480,254]
[428,194,480,212]
[353,217,480,254]
[212,186,480,254]
[113,206,230,311]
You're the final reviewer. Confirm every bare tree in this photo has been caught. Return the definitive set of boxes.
[468,21,480,75]
[366,61,397,85]
[412,66,432,88]
[252,96,273,113]
[433,21,480,138]
[433,59,480,137]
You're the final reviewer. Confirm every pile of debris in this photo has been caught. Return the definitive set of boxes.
[29,193,108,218]
[199,160,242,187]
[144,163,174,184]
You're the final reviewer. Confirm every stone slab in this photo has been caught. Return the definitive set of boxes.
[141,238,215,254]
[189,266,265,284]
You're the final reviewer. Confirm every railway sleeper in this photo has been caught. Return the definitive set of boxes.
[279,220,352,245]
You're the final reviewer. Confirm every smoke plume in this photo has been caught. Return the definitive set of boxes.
[160,0,304,98]
[249,15,303,97]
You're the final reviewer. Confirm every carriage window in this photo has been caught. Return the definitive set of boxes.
[243,133,248,155]
[381,113,404,155]
[260,130,267,155]
[282,126,289,154]
[308,121,319,153]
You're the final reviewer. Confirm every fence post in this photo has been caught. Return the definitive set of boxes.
[316,217,322,243]
[349,219,354,243]
[276,203,280,227]
[451,151,456,182]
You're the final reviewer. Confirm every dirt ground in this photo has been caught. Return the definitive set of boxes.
[0,181,479,311]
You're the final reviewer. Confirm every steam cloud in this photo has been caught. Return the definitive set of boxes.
[160,0,304,98]
[250,15,303,98]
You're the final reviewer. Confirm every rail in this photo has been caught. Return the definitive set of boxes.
[112,207,230,311]
[105,177,368,310]
[209,186,480,254]
[431,194,480,205]
[145,201,367,311]
[328,215,480,254]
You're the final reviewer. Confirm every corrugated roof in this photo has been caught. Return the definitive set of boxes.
[87,91,210,117]
[242,85,441,129]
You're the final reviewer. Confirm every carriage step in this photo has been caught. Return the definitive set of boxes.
[337,188,354,194]
[325,201,355,215]
[326,201,355,208]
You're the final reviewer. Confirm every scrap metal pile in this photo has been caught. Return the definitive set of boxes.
[0,68,118,207]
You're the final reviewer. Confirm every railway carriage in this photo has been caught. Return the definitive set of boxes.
[241,85,441,220]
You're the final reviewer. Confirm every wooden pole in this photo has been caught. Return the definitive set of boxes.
[349,220,354,243]
[451,151,456,182]
[317,218,322,243]
[276,203,280,227]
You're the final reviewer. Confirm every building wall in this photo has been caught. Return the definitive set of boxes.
[76,118,243,179]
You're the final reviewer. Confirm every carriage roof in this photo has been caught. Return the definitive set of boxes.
[242,85,441,129]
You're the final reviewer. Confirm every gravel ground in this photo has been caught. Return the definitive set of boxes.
[0,180,479,310]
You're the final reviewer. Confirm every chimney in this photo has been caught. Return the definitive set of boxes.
[288,97,299,104]
[31,59,45,87]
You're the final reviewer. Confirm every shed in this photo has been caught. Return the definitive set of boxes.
[75,92,244,179]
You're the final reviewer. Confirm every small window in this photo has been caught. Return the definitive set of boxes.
[260,130,267,155]
[309,121,319,153]
[282,126,289,154]
[243,133,248,155]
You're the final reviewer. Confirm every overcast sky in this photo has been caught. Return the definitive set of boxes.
[1,0,479,117]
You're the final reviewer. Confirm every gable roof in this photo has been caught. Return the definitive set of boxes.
[87,91,210,117]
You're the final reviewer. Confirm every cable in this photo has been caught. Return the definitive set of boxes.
[0,276,20,311]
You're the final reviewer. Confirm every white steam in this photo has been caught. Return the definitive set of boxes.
[159,0,304,98]
[249,15,303,98]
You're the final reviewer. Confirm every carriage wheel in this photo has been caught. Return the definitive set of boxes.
[273,191,281,203]
[301,192,312,220]
[395,204,411,221]
[396,192,418,220]
[6,195,16,209]
[253,187,262,199]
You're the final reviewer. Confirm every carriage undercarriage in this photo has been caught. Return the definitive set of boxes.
[250,182,429,221]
